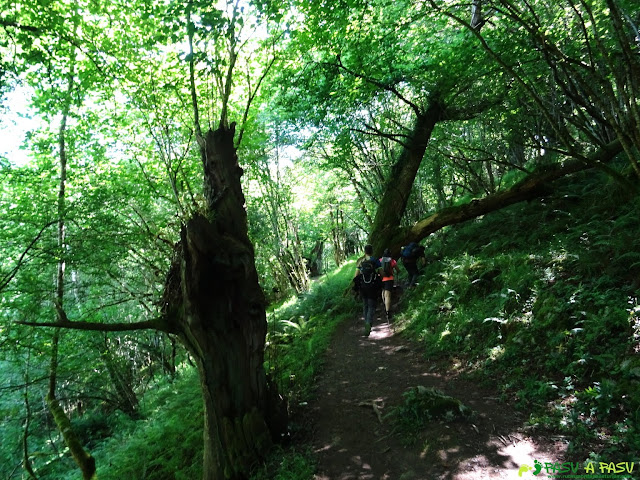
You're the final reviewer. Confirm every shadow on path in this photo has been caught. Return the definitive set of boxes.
[308,308,566,480]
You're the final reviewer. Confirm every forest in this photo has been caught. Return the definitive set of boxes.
[1,0,639,479]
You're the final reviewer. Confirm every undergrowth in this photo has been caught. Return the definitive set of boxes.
[387,386,473,445]
[49,258,358,480]
[27,171,640,478]
[397,171,640,461]
[265,260,359,404]
[255,259,359,479]
[92,366,204,480]
[35,366,205,480]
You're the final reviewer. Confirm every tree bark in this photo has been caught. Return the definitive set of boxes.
[369,101,444,255]
[308,239,324,277]
[380,140,623,256]
[163,125,286,480]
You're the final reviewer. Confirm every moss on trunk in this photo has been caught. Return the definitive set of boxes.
[46,394,97,480]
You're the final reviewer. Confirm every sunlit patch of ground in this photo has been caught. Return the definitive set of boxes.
[367,321,394,340]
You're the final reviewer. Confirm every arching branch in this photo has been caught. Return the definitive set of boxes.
[395,139,624,251]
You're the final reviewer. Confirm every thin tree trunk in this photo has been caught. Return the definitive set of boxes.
[47,80,97,479]
[22,352,38,480]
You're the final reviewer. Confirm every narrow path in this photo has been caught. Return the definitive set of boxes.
[308,305,566,480]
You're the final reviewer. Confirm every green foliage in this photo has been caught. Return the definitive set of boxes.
[397,172,640,459]
[8,262,355,480]
[251,260,360,479]
[265,260,359,402]
[388,386,472,440]
[250,447,315,480]
[2,0,639,477]
[71,413,114,449]
[90,367,204,480]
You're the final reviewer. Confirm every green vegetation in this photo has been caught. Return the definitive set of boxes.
[396,172,640,460]
[2,0,639,478]
[265,260,359,403]
[0,262,355,480]
[252,261,360,479]
[387,386,472,443]
[12,169,637,479]
[89,368,204,480]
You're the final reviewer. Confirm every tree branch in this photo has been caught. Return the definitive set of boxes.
[0,19,39,32]
[236,43,279,148]
[402,139,623,247]
[0,220,56,293]
[16,317,170,333]
[332,57,423,116]
[186,3,202,141]
[351,124,411,149]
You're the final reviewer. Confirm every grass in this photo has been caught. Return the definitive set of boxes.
[394,171,640,461]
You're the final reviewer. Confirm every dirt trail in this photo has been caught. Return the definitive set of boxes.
[307,304,566,480]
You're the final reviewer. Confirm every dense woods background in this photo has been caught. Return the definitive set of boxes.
[1,0,639,478]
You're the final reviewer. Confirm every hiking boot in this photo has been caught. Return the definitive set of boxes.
[364,323,371,337]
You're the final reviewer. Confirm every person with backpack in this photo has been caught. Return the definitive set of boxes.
[379,248,399,320]
[353,244,382,337]
[401,242,421,287]
[416,244,427,274]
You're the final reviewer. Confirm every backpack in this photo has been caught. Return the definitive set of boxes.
[359,258,377,283]
[358,258,381,296]
[401,243,419,263]
[381,257,392,276]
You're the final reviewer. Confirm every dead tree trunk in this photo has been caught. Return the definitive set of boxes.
[163,125,286,480]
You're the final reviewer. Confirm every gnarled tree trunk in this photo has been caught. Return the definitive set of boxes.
[163,125,286,480]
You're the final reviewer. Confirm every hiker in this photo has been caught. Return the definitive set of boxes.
[401,242,421,287]
[353,244,382,337]
[416,244,427,274]
[379,248,399,320]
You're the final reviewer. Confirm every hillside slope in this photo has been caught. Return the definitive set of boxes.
[396,170,640,463]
